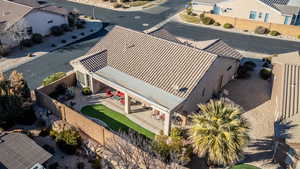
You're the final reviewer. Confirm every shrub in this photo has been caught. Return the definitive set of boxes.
[72,36,77,39]
[255,26,270,34]
[236,65,250,79]
[31,33,43,44]
[50,26,64,36]
[20,39,33,47]
[199,13,205,20]
[91,158,102,169]
[55,129,81,155]
[0,45,10,57]
[90,29,94,32]
[223,23,233,29]
[61,24,70,32]
[260,68,272,80]
[16,105,37,125]
[213,22,221,26]
[82,87,92,95]
[298,35,300,39]
[77,162,85,169]
[180,13,201,24]
[42,72,66,86]
[170,127,184,139]
[112,2,122,8]
[48,162,59,169]
[80,32,85,36]
[51,44,56,47]
[27,53,34,57]
[202,17,215,25]
[61,39,67,43]
[42,144,56,154]
[270,30,280,36]
[263,56,272,64]
[243,61,256,71]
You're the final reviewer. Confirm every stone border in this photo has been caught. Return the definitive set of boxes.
[175,11,300,43]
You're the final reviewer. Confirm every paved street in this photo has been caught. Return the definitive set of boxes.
[46,0,188,31]
[163,21,300,54]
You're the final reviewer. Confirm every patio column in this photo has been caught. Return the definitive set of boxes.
[163,112,171,136]
[124,93,131,114]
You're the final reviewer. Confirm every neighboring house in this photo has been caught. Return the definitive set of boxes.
[0,0,68,47]
[271,51,300,168]
[191,0,300,25]
[0,132,52,169]
[70,26,242,135]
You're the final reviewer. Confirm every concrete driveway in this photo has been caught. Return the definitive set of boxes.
[223,58,277,169]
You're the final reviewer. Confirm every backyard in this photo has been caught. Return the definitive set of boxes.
[81,104,155,139]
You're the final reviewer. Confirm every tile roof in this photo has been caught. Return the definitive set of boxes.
[259,0,300,15]
[147,28,183,44]
[202,39,243,60]
[0,133,52,169]
[80,50,108,72]
[0,0,33,30]
[79,26,219,98]
[39,5,69,16]
[273,52,300,120]
[192,0,228,5]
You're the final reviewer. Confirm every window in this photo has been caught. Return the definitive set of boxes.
[227,65,232,71]
[76,71,85,86]
[249,11,257,19]
[26,27,32,35]
[284,16,291,24]
[258,12,263,18]
[264,13,270,22]
[48,20,53,24]
[202,88,206,97]
[86,74,91,87]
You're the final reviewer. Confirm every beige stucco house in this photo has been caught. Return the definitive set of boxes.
[0,0,69,47]
[271,51,300,168]
[70,26,242,135]
[192,0,300,25]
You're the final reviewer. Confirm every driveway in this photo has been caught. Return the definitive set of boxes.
[223,58,277,169]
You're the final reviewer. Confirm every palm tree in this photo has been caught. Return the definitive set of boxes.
[189,99,250,166]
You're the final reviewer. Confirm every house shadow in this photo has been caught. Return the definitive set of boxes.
[222,57,272,112]
[185,155,208,169]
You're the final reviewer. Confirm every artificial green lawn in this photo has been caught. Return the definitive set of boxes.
[81,104,155,139]
[229,164,261,169]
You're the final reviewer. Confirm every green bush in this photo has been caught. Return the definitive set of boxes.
[61,39,67,43]
[50,26,64,36]
[91,158,102,169]
[269,30,280,36]
[260,68,272,80]
[213,22,221,26]
[77,162,85,169]
[82,87,92,96]
[202,17,215,25]
[237,65,250,79]
[199,13,205,20]
[170,127,184,139]
[31,33,43,44]
[20,39,33,47]
[298,35,300,39]
[243,61,256,71]
[254,26,270,34]
[223,23,233,29]
[129,1,148,7]
[61,24,71,32]
[55,129,81,155]
[180,13,201,24]
[0,45,10,57]
[42,72,66,86]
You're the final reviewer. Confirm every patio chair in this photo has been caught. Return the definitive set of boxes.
[106,90,113,97]
[117,91,125,98]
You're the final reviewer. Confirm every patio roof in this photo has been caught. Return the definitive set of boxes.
[94,66,185,112]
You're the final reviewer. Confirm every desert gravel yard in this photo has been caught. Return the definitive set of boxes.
[223,58,278,169]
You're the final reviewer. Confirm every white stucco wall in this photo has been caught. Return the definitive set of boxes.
[24,10,68,36]
[182,57,239,112]
[217,0,289,24]
[191,3,214,13]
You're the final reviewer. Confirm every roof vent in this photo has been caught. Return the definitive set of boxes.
[126,43,135,49]
[179,87,188,92]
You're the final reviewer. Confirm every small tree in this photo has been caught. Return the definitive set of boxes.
[189,99,250,167]
[9,70,31,102]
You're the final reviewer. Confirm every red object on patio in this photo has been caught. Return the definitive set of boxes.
[117,91,125,97]
[120,98,125,105]
[106,90,113,97]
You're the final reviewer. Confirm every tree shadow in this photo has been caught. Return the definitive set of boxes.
[274,120,298,140]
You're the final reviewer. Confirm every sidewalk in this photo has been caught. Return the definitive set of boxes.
[173,11,300,43]
[0,18,103,72]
